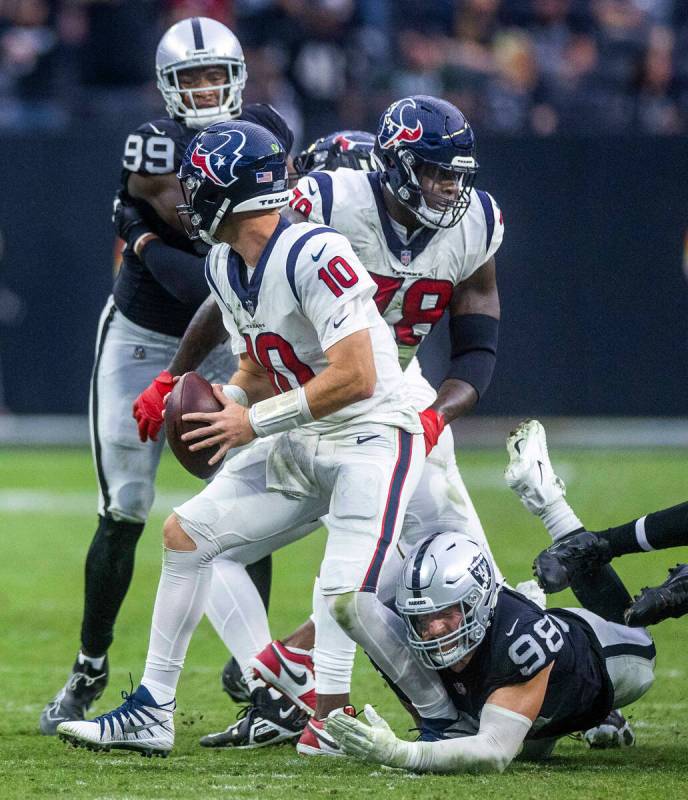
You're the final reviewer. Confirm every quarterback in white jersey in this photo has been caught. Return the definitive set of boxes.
[56,121,427,758]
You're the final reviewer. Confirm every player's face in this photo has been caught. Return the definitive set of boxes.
[178,65,229,109]
[414,605,463,642]
[416,164,464,212]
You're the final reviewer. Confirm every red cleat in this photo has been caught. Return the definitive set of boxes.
[249,641,316,714]
[296,706,356,757]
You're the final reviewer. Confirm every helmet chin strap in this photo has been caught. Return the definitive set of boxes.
[184,108,237,130]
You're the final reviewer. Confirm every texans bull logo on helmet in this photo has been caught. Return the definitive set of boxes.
[379,97,423,150]
[190,129,246,187]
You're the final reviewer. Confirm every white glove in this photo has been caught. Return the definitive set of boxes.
[325,704,405,766]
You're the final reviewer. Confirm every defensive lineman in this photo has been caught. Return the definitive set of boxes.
[39,17,292,735]
[326,422,656,772]
[56,120,428,757]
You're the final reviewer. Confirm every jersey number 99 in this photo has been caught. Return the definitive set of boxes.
[123,135,175,174]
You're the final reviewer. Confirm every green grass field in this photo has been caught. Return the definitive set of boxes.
[1,445,687,799]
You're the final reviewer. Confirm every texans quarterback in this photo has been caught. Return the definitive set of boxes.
[132,96,507,754]
[55,120,431,758]
[326,422,657,772]
[39,16,292,735]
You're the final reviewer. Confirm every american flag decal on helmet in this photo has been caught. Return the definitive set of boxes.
[256,171,273,183]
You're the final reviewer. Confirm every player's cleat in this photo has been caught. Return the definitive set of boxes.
[39,655,109,735]
[57,684,175,757]
[297,707,357,756]
[505,419,566,514]
[199,686,307,749]
[221,656,251,703]
[624,563,688,626]
[533,531,613,593]
[250,640,316,714]
[583,709,635,748]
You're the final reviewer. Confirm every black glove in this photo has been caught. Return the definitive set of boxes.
[112,192,151,249]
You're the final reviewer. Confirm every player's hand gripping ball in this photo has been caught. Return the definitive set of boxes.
[165,372,224,479]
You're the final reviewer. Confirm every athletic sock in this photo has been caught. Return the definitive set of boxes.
[313,577,356,696]
[142,535,219,701]
[77,651,106,671]
[80,514,144,655]
[595,501,688,556]
[539,498,584,542]
[205,557,272,669]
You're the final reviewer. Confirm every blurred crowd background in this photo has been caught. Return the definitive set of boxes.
[1,0,687,418]
[3,0,688,144]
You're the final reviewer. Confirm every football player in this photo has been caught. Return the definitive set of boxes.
[55,120,431,758]
[133,96,506,754]
[326,425,657,772]
[509,420,688,626]
[39,16,293,735]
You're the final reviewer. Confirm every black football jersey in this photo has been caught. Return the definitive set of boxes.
[114,105,293,336]
[439,587,615,740]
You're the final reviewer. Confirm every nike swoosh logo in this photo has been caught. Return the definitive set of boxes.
[537,460,544,483]
[311,243,327,262]
[128,720,162,733]
[273,646,308,686]
[279,705,297,720]
[513,438,523,454]
[333,314,349,329]
[356,435,380,445]
[307,179,317,196]
[505,618,520,636]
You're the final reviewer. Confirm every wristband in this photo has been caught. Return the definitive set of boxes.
[222,384,249,407]
[249,387,313,437]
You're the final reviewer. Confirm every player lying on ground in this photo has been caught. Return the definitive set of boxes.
[56,119,430,758]
[511,421,688,626]
[326,421,656,773]
[39,15,291,734]
[134,95,506,752]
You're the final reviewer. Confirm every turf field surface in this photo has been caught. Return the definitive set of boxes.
[1,445,687,799]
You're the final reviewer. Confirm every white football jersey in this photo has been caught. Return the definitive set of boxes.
[291,168,504,409]
[205,217,421,434]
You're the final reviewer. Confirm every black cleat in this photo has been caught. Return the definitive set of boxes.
[584,709,635,748]
[39,655,109,735]
[533,531,613,593]
[200,686,308,749]
[221,656,250,703]
[624,563,688,626]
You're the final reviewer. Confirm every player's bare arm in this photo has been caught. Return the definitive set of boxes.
[127,172,186,233]
[430,255,500,424]
[167,296,227,376]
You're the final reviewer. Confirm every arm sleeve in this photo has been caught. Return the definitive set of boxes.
[295,232,376,351]
[138,238,209,307]
[392,704,532,774]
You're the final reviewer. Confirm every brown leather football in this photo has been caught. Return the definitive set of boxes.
[165,372,223,479]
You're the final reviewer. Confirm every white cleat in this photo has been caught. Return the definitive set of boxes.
[504,419,566,514]
[57,685,175,758]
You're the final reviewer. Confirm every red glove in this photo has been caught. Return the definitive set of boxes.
[419,408,446,456]
[132,370,175,442]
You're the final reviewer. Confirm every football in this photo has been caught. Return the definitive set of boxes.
[165,371,224,479]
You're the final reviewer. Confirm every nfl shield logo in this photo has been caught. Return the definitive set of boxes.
[401,249,412,267]
[245,298,255,316]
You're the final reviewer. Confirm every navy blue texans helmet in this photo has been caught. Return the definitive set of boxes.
[177,120,290,245]
[292,130,376,181]
[374,95,478,229]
